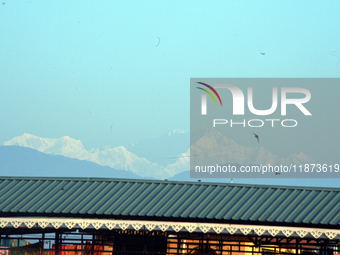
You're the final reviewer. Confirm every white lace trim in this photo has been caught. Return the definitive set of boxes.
[0,217,339,240]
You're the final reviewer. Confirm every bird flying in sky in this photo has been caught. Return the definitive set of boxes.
[253,132,259,143]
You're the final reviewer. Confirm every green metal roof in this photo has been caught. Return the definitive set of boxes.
[0,177,340,228]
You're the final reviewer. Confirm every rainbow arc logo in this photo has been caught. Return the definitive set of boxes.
[196,82,222,106]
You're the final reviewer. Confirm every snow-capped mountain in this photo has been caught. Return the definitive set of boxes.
[190,128,316,166]
[2,133,188,179]
[91,146,184,178]
[4,133,95,161]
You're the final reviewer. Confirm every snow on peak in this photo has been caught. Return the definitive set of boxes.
[3,133,47,150]
[168,129,185,136]
[21,133,38,139]
[3,133,89,159]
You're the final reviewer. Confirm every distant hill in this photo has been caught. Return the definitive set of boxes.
[0,146,148,179]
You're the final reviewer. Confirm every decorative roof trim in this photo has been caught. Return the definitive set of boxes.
[1,217,339,240]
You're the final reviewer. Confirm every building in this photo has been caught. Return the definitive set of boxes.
[0,177,339,254]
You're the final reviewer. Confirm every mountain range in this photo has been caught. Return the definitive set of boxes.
[1,129,317,179]
[2,132,189,179]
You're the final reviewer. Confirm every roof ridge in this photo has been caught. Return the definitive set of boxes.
[0,176,339,191]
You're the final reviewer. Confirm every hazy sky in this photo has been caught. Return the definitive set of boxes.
[1,0,340,150]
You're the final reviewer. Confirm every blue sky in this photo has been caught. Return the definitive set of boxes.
[1,0,340,150]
